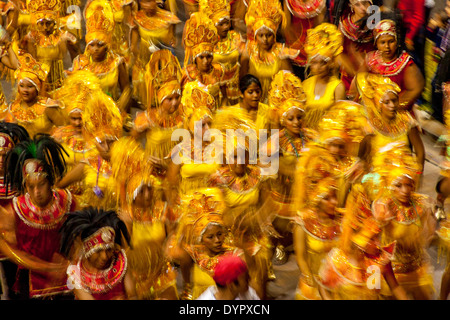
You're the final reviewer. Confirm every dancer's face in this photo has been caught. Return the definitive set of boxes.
[201,224,225,255]
[241,82,262,109]
[256,28,275,51]
[379,91,399,121]
[37,19,56,36]
[18,79,39,103]
[327,139,347,160]
[87,40,108,62]
[86,248,115,270]
[25,175,53,208]
[160,92,181,115]
[140,0,158,15]
[216,19,231,39]
[283,108,304,136]
[309,55,331,78]
[195,53,214,73]
[69,111,83,134]
[318,188,338,217]
[351,1,371,18]
[376,34,397,61]
[134,185,153,208]
[391,175,414,205]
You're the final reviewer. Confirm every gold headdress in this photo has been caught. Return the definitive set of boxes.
[178,188,227,244]
[355,72,401,118]
[318,100,367,145]
[27,0,62,24]
[84,0,115,45]
[57,70,102,115]
[181,81,216,120]
[199,0,230,26]
[304,23,344,61]
[373,143,420,189]
[245,0,286,37]
[212,106,258,163]
[268,70,306,125]
[110,136,161,206]
[182,12,219,66]
[144,49,182,109]
[15,53,49,92]
[82,89,123,142]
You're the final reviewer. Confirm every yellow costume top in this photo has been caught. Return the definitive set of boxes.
[109,0,132,65]
[27,30,77,95]
[372,190,434,296]
[9,98,62,137]
[52,126,98,196]
[247,41,299,104]
[178,151,219,196]
[125,201,178,300]
[369,112,418,169]
[294,208,340,300]
[131,8,180,106]
[72,52,123,102]
[213,31,242,104]
[230,102,270,132]
[302,75,343,130]
[134,110,184,161]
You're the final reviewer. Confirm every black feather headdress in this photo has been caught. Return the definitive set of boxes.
[59,207,131,258]
[0,121,30,146]
[4,133,68,194]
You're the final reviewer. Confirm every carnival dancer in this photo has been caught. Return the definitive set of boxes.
[302,23,346,130]
[208,107,273,299]
[56,86,123,210]
[0,24,19,120]
[71,0,131,116]
[165,82,219,206]
[8,53,66,137]
[60,207,137,300]
[52,71,101,200]
[292,100,368,213]
[333,0,376,93]
[354,15,425,115]
[355,72,425,180]
[240,0,299,104]
[130,0,180,108]
[0,121,29,299]
[23,0,79,96]
[264,71,314,265]
[110,136,178,299]
[372,162,437,299]
[0,134,77,299]
[283,0,327,79]
[132,49,184,176]
[199,0,244,106]
[293,177,341,300]
[181,11,229,109]
[167,188,243,300]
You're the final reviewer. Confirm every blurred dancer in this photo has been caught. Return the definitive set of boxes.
[302,23,346,130]
[240,0,299,104]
